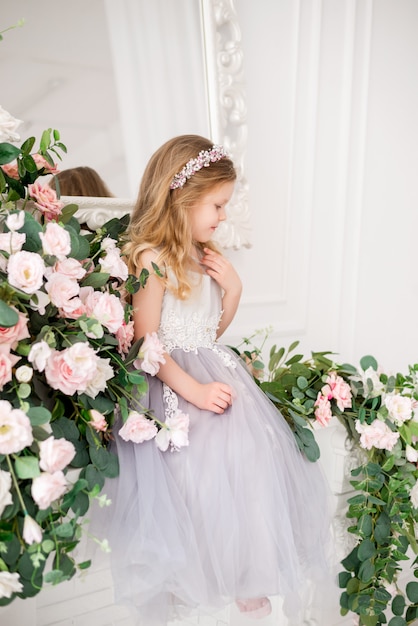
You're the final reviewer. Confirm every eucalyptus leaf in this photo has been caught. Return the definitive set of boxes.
[0,300,19,328]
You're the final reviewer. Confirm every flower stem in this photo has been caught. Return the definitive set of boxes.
[6,455,28,515]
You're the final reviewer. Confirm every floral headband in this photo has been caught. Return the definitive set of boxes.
[170,145,229,190]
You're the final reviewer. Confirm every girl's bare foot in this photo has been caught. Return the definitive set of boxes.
[235,597,272,619]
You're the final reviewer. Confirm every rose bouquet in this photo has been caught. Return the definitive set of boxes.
[0,107,174,604]
[235,332,418,625]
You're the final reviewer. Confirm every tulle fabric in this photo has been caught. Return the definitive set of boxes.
[99,346,332,625]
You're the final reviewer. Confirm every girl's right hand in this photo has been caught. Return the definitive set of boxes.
[190,382,234,414]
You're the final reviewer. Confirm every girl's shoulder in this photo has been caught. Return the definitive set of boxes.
[138,247,161,269]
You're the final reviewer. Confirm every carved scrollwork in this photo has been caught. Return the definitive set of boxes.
[65,196,134,231]
[201,0,251,249]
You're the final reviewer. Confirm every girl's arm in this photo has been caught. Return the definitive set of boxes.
[200,247,242,337]
[133,250,233,414]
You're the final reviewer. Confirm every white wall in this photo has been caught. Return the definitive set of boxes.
[225,0,418,376]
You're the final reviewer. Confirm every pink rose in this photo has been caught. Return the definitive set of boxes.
[7,250,45,294]
[355,419,400,451]
[27,181,64,221]
[314,393,333,427]
[321,372,352,411]
[155,411,190,452]
[116,320,135,355]
[89,409,108,432]
[0,400,33,454]
[44,342,99,395]
[31,153,59,174]
[0,348,20,391]
[1,161,20,179]
[0,309,29,349]
[0,232,26,254]
[31,471,68,510]
[134,331,166,376]
[39,222,71,259]
[39,437,76,473]
[119,411,158,444]
[45,272,79,308]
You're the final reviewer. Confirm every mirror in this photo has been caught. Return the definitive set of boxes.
[2,0,250,248]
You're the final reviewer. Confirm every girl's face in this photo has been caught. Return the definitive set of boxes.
[190,181,235,244]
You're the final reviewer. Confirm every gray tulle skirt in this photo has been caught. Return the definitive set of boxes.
[96,345,332,625]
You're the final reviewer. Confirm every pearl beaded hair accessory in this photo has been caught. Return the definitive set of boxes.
[170,145,229,190]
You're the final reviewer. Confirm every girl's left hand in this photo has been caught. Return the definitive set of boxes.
[201,248,242,295]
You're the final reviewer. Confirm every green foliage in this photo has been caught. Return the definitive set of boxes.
[233,330,418,625]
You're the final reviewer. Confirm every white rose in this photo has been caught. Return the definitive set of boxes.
[5,210,25,231]
[99,247,129,281]
[0,470,13,516]
[0,106,23,142]
[361,366,385,398]
[0,232,26,254]
[100,237,117,251]
[85,356,114,398]
[29,290,50,315]
[385,395,413,425]
[23,515,43,545]
[28,340,52,372]
[0,571,23,598]
[406,444,418,463]
[15,365,33,383]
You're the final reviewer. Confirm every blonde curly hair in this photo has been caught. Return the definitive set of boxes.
[123,134,236,299]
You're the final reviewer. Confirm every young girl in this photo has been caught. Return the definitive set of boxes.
[106,135,331,625]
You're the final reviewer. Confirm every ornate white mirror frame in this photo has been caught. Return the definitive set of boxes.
[74,0,251,249]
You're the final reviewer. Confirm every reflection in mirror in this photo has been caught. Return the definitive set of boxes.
[2,0,250,248]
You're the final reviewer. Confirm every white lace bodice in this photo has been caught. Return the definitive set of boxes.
[158,271,222,354]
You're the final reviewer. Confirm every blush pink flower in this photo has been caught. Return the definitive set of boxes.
[1,161,20,179]
[119,411,158,443]
[45,272,79,308]
[355,419,400,451]
[39,437,76,473]
[81,289,125,334]
[155,411,190,452]
[39,222,71,259]
[0,400,33,455]
[54,257,86,280]
[89,409,108,432]
[134,331,166,376]
[27,181,64,221]
[321,372,352,411]
[314,393,333,427]
[44,342,99,396]
[0,347,20,391]
[31,153,59,174]
[0,309,29,349]
[116,320,135,355]
[7,250,46,294]
[84,356,114,398]
[31,471,68,510]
